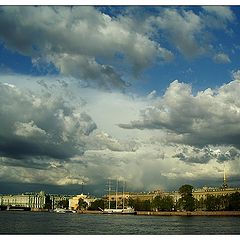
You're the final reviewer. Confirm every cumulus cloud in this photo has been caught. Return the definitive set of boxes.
[0,6,235,91]
[150,8,205,58]
[119,75,240,149]
[142,6,235,59]
[173,145,240,164]
[213,53,231,63]
[14,121,47,138]
[202,6,234,22]
[1,73,240,192]
[0,6,172,90]
[0,81,97,161]
[0,75,145,187]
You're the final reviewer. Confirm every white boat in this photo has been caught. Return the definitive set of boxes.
[54,208,76,213]
[102,207,135,214]
[121,207,136,214]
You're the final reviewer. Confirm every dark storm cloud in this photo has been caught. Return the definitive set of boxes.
[0,82,97,162]
[119,78,240,149]
[0,157,61,170]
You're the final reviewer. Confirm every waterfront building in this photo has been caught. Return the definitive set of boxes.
[192,186,240,201]
[103,186,240,208]
[69,193,96,210]
[50,194,72,209]
[0,191,46,209]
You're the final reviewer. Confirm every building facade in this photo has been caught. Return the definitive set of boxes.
[193,187,240,201]
[0,191,46,209]
[69,193,96,210]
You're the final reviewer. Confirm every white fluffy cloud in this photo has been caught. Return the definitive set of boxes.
[119,74,240,149]
[0,6,172,90]
[1,73,240,192]
[151,8,205,57]
[202,6,234,22]
[0,6,236,92]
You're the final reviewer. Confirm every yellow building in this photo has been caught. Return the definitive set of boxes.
[69,193,96,210]
[193,187,240,201]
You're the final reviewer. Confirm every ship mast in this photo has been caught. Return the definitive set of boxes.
[122,181,125,209]
[115,179,118,209]
[108,179,111,209]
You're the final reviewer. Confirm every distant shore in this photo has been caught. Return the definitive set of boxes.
[77,210,240,216]
[136,211,240,216]
[2,208,240,216]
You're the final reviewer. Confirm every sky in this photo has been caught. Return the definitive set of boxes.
[0,5,240,196]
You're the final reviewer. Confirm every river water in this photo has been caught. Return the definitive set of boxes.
[0,211,240,234]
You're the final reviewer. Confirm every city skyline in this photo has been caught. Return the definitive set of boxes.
[0,6,240,196]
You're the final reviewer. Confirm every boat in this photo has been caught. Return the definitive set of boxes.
[101,179,136,215]
[53,208,76,213]
[102,207,135,214]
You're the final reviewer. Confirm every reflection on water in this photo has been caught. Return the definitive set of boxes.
[0,211,240,234]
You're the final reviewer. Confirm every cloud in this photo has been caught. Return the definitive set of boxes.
[1,74,240,192]
[0,75,145,188]
[14,121,47,138]
[200,6,235,32]
[173,145,240,164]
[83,131,139,152]
[213,53,231,63]
[0,6,172,90]
[0,81,97,161]
[119,75,240,149]
[202,6,235,22]
[144,7,235,59]
[148,8,206,58]
[0,6,236,89]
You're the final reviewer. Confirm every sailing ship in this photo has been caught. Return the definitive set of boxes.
[101,179,136,214]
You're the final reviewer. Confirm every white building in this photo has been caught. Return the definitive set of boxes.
[0,191,46,209]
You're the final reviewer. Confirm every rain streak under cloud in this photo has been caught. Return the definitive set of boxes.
[0,6,240,195]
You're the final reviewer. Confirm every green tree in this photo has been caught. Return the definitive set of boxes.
[205,195,218,211]
[219,195,229,210]
[77,198,88,210]
[228,192,240,211]
[178,184,195,211]
[128,198,151,211]
[44,195,52,209]
[195,197,206,211]
[161,196,174,211]
[57,199,69,209]
[128,197,136,209]
[152,196,162,211]
[152,195,174,211]
[142,200,151,211]
[88,199,104,210]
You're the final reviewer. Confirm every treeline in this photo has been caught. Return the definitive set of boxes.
[196,192,240,211]
[177,185,240,211]
[44,184,240,212]
[88,185,240,212]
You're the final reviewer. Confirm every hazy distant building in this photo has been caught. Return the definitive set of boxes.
[193,186,240,200]
[0,191,46,209]
[103,166,240,207]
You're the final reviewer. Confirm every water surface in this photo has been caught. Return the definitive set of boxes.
[0,211,240,234]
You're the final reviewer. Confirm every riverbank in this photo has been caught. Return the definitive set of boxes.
[136,210,240,216]
[77,210,240,216]
[2,208,240,216]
